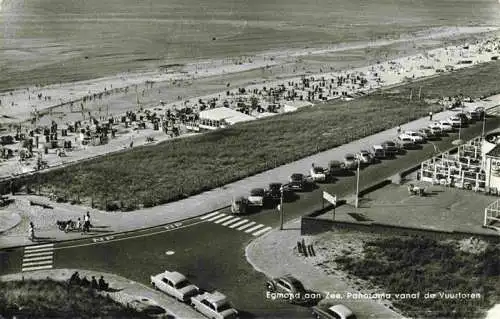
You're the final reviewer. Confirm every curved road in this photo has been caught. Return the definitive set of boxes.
[1,118,498,318]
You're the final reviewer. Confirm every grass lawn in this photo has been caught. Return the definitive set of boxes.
[0,279,149,318]
[334,236,500,318]
[32,61,500,211]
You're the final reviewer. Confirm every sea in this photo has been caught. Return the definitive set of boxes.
[1,0,500,91]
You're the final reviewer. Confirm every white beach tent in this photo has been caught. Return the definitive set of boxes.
[198,107,255,130]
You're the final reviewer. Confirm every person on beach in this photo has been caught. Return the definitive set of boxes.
[429,111,433,121]
[397,125,402,135]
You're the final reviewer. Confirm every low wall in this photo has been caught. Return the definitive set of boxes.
[301,217,500,242]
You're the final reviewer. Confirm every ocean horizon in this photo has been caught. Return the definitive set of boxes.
[1,0,500,91]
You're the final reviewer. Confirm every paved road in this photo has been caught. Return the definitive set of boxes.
[1,118,497,318]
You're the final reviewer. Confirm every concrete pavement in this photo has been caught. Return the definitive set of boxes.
[0,105,478,249]
[0,268,204,318]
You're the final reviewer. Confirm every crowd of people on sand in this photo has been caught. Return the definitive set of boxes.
[69,271,110,291]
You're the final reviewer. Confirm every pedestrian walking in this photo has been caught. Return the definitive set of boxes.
[76,218,82,232]
[429,111,433,121]
[28,222,35,241]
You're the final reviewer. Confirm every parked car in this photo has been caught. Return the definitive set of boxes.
[417,128,438,140]
[453,113,469,125]
[343,153,358,170]
[444,117,461,128]
[289,173,307,191]
[191,291,239,319]
[267,183,283,202]
[151,270,199,302]
[435,121,453,132]
[355,150,374,165]
[381,141,398,157]
[267,183,294,204]
[310,165,327,182]
[473,106,485,120]
[328,160,348,176]
[247,188,265,206]
[266,276,307,304]
[428,125,443,136]
[312,304,357,319]
[371,145,386,159]
[399,130,424,143]
[231,196,249,215]
[395,136,419,150]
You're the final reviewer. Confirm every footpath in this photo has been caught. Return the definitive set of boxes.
[1,98,500,249]
[0,268,204,318]
[245,219,404,319]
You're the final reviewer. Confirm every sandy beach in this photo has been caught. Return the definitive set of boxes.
[0,27,499,179]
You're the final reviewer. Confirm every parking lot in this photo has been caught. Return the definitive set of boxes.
[323,177,500,235]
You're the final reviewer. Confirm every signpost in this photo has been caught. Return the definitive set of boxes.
[323,191,337,220]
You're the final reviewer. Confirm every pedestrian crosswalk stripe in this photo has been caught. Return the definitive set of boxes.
[200,211,220,220]
[24,251,54,258]
[24,247,54,253]
[221,217,240,226]
[252,226,273,236]
[214,215,234,224]
[228,219,249,229]
[22,265,53,272]
[22,259,53,267]
[237,221,256,231]
[245,224,265,233]
[207,213,226,222]
[23,255,53,263]
[25,243,54,250]
[22,244,55,273]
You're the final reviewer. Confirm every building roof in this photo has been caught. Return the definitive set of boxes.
[487,144,500,158]
[283,100,313,109]
[199,107,255,125]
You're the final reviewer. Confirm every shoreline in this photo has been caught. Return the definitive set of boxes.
[0,25,498,125]
[0,27,499,179]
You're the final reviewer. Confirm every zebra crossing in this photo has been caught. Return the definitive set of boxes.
[22,243,54,272]
[200,211,272,236]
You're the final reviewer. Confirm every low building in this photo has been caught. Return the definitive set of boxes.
[198,107,255,130]
[419,131,500,193]
[282,100,313,113]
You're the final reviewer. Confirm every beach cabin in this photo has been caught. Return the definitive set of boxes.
[198,107,255,130]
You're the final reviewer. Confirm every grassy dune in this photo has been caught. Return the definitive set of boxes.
[0,279,148,318]
[335,237,500,318]
[36,61,500,211]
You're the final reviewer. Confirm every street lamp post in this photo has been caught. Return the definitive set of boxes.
[482,111,486,138]
[355,159,360,208]
[279,185,284,230]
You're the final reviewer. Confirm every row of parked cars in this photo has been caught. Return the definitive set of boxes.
[231,107,485,215]
[150,270,356,319]
[151,270,239,319]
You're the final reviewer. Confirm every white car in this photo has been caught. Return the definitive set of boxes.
[191,291,239,319]
[399,131,424,143]
[436,121,453,132]
[445,117,461,128]
[355,150,374,164]
[247,188,265,206]
[310,166,327,182]
[151,270,199,302]
[312,304,356,319]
